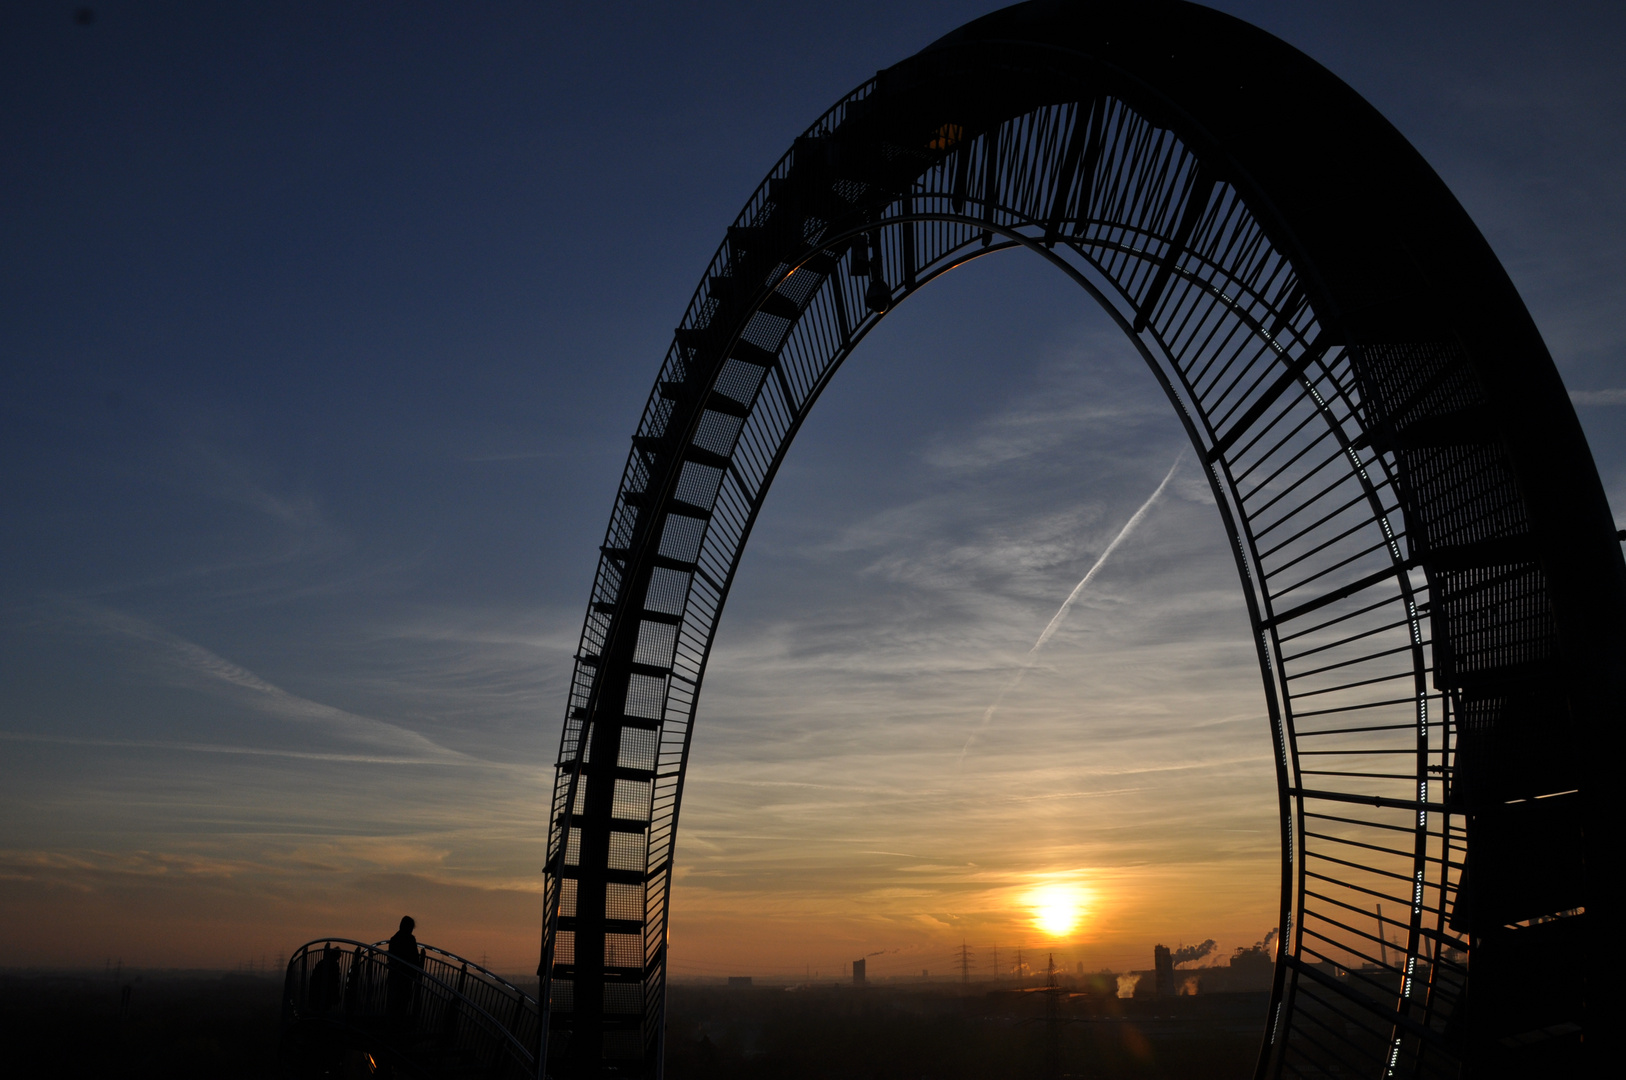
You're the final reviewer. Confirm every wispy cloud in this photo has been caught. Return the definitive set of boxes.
[923,400,1158,471]
[960,451,1185,761]
[0,729,466,768]
[921,339,1162,473]
[189,443,328,536]
[67,603,468,762]
[1029,452,1185,654]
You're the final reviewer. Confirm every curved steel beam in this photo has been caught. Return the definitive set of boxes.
[539,4,1619,1077]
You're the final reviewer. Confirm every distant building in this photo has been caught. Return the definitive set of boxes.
[852,958,866,986]
[1194,945,1275,994]
[1154,945,1174,996]
[1228,946,1273,987]
[726,976,752,989]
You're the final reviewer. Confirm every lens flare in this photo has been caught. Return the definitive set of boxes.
[1026,883,1088,938]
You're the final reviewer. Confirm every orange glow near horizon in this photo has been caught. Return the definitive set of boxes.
[1026,882,1091,939]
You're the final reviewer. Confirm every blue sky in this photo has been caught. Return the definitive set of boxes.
[2,1,1622,976]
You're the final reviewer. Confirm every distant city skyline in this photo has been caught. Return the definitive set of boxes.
[2,1,1622,976]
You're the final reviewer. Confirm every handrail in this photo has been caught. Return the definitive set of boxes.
[291,938,531,1048]
[283,937,537,1078]
[370,939,539,1008]
[363,937,541,1057]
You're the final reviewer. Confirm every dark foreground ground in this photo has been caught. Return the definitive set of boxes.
[0,970,1266,1079]
[664,983,1268,1080]
[0,969,284,1078]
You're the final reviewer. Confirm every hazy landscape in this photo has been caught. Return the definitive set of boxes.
[1,968,1267,1079]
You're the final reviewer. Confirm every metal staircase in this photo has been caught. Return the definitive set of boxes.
[281,938,538,1078]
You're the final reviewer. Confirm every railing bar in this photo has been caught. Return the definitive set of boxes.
[1290,695,1418,719]
[1287,642,1423,681]
[1268,538,1399,602]
[1205,337,1292,433]
[1243,436,1345,517]
[1289,787,1446,813]
[1303,810,1420,835]
[1259,489,1386,560]
[1192,325,1269,413]
[1291,669,1423,699]
[1278,1031,1345,1076]
[1230,399,1322,486]
[1303,888,1421,933]
[1292,940,1416,1015]
[1305,848,1419,885]
[1286,977,1392,1043]
[1299,769,1428,780]
[1286,998,1386,1062]
[1265,511,1397,579]
[1177,294,1248,393]
[1277,595,1407,647]
[1303,871,1421,912]
[1300,884,1456,923]
[1304,829,1417,862]
[1299,916,1406,978]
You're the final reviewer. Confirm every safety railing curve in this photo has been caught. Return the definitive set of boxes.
[282,937,537,1079]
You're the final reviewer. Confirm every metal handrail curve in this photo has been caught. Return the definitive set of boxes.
[370,939,540,1009]
[283,937,537,1078]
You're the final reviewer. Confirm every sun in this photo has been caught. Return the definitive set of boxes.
[1026,883,1089,938]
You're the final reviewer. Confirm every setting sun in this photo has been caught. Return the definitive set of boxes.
[1026,883,1090,938]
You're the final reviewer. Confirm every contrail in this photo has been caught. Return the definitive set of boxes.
[1029,451,1184,652]
[959,450,1184,761]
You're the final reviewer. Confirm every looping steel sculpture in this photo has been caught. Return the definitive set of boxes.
[539,3,1617,1076]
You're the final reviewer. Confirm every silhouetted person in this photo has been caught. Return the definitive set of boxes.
[386,916,424,1026]
[309,943,341,1014]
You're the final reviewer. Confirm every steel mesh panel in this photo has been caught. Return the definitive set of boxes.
[632,622,676,670]
[603,984,641,1015]
[623,675,664,720]
[603,935,641,968]
[608,831,645,872]
[612,780,652,821]
[617,728,658,771]
[606,883,644,922]
[672,462,723,507]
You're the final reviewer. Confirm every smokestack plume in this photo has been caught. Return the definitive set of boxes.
[1171,939,1216,966]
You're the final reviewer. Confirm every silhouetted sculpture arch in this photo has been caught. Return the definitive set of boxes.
[541,3,1618,1077]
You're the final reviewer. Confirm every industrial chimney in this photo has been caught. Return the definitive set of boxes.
[1154,945,1174,996]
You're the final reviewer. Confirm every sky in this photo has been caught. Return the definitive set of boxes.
[2,1,1622,980]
